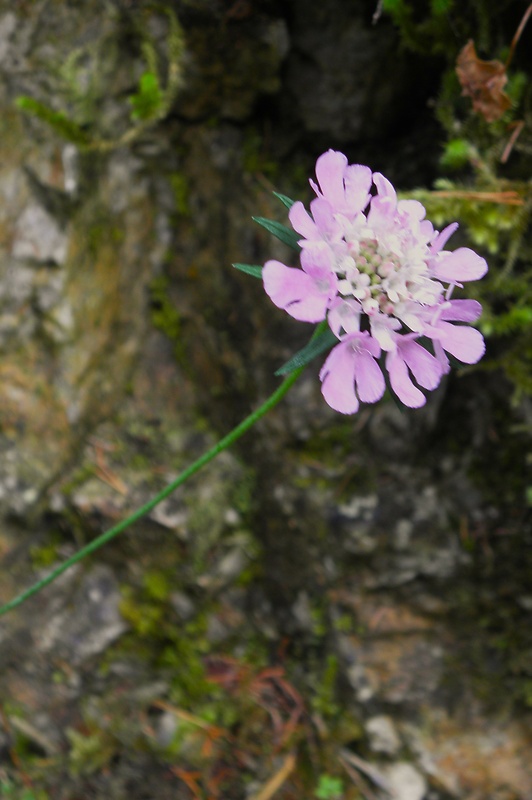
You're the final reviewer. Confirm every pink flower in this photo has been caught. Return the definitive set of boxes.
[385,336,444,408]
[263,246,337,323]
[261,150,488,414]
[319,332,385,414]
[430,247,488,284]
[421,299,485,373]
[308,150,373,219]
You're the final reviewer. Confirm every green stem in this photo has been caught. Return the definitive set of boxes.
[0,366,305,618]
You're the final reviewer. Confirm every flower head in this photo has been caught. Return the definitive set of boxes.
[263,150,487,414]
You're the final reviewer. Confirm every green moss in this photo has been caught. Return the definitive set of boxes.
[67,726,117,778]
[311,654,340,720]
[332,613,353,634]
[0,778,49,800]
[242,128,279,179]
[85,220,125,257]
[314,774,344,800]
[117,574,216,708]
[150,275,185,361]
[129,71,164,122]
[15,7,185,152]
[143,570,172,602]
[169,172,191,216]
[231,469,256,516]
[30,536,62,569]
[444,565,532,711]
[16,96,90,146]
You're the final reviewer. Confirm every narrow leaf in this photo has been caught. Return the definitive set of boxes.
[15,96,90,147]
[273,191,296,210]
[252,216,301,251]
[232,263,263,279]
[275,328,338,376]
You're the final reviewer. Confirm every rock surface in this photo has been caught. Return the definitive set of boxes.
[0,1,531,799]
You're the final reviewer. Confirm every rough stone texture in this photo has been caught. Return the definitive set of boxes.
[383,761,427,800]
[35,565,128,665]
[0,1,531,799]
[365,715,401,755]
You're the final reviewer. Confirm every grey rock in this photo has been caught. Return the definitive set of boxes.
[154,710,178,748]
[12,203,68,264]
[0,12,17,65]
[366,715,401,755]
[170,590,195,621]
[36,565,128,665]
[292,590,313,632]
[346,662,375,703]
[382,762,427,800]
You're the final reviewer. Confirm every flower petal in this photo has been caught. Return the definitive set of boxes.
[433,339,450,374]
[327,298,361,338]
[354,350,386,403]
[431,247,488,282]
[344,164,372,214]
[435,321,486,364]
[367,195,395,229]
[370,315,401,351]
[373,172,396,201]
[319,341,359,414]
[399,339,443,390]
[309,198,341,240]
[397,199,426,221]
[386,351,426,408]
[263,260,328,322]
[310,150,348,207]
[430,222,459,254]
[440,299,483,322]
[289,201,321,240]
[300,243,335,278]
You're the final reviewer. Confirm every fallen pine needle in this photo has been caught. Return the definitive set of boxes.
[430,190,524,205]
[248,752,296,800]
[152,699,226,737]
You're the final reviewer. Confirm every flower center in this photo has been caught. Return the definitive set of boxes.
[334,236,442,318]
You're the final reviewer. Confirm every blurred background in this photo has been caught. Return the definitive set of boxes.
[0,1,531,798]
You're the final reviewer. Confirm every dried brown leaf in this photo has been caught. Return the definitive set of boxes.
[456,40,512,122]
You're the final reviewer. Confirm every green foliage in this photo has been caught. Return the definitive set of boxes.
[275,327,337,376]
[406,180,524,254]
[314,774,344,799]
[505,69,528,107]
[431,0,454,14]
[401,7,532,404]
[15,8,185,151]
[408,177,532,397]
[252,216,301,250]
[380,0,461,55]
[0,781,48,800]
[150,275,186,363]
[143,569,172,601]
[440,138,475,170]
[120,585,165,636]
[66,726,117,777]
[129,71,164,121]
[232,262,263,279]
[30,534,62,569]
[242,129,279,178]
[118,574,215,708]
[385,0,532,414]
[384,0,453,15]
[169,172,190,216]
[15,96,90,147]
[273,191,296,210]
[311,654,340,720]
